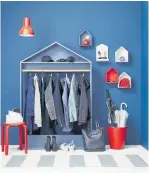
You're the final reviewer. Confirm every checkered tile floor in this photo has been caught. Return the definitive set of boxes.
[1,145,149,169]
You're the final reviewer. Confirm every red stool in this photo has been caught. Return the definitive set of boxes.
[1,122,28,155]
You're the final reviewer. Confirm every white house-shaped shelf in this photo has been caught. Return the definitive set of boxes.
[96,44,109,62]
[79,30,92,47]
[115,46,129,63]
[21,42,91,72]
[118,72,131,88]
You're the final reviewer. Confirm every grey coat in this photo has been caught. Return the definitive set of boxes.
[40,75,55,135]
[78,76,89,125]
[54,76,64,127]
[45,76,57,121]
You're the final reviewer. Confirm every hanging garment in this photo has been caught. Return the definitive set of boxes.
[68,74,79,122]
[40,75,55,135]
[62,74,72,132]
[45,76,57,121]
[54,76,64,127]
[41,76,45,118]
[25,74,35,134]
[78,75,90,93]
[60,75,71,90]
[33,74,42,128]
[78,76,89,126]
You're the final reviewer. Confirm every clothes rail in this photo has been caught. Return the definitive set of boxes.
[22,69,90,72]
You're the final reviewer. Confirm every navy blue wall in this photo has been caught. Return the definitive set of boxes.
[1,1,141,144]
[141,2,148,150]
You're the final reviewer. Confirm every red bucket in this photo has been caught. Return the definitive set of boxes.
[107,126,127,150]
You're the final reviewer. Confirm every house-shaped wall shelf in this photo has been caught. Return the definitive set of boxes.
[115,46,129,63]
[20,42,92,131]
[106,68,118,83]
[21,42,91,72]
[79,30,92,47]
[96,44,109,62]
[118,72,131,88]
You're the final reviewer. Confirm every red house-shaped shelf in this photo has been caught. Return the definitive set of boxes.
[106,68,118,83]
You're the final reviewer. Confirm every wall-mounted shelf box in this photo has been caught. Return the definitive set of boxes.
[79,30,92,47]
[115,46,129,63]
[106,68,118,83]
[118,72,131,88]
[96,44,109,62]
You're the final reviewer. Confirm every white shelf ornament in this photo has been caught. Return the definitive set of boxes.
[79,30,92,47]
[96,44,109,62]
[115,46,128,63]
[118,72,131,88]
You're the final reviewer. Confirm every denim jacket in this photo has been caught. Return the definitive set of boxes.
[68,74,79,122]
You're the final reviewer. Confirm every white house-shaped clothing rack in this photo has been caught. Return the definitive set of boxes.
[20,42,92,131]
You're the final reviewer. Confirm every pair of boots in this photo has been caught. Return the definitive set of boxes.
[44,136,58,152]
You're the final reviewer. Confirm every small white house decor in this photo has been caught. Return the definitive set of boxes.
[115,46,128,63]
[118,72,131,88]
[79,30,92,47]
[96,44,109,62]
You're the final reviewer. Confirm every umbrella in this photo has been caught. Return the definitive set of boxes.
[106,89,116,124]
[114,102,129,127]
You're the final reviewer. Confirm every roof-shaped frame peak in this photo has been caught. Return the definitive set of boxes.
[21,42,91,63]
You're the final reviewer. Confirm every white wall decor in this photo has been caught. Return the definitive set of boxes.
[96,44,109,62]
[79,30,92,47]
[118,72,131,88]
[115,46,128,62]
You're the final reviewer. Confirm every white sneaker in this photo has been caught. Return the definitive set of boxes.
[60,141,75,152]
[68,141,75,152]
[60,143,69,152]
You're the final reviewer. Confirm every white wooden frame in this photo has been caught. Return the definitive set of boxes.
[96,44,109,62]
[20,42,93,131]
[79,30,92,47]
[115,46,129,63]
[118,72,131,88]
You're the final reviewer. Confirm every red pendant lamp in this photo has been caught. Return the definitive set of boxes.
[19,17,34,37]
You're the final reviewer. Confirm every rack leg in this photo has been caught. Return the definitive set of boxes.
[19,125,23,150]
[5,126,9,155]
[1,124,5,152]
[24,125,28,154]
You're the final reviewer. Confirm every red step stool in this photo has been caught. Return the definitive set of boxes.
[1,122,28,155]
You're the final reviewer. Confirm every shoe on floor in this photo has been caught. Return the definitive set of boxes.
[60,141,75,152]
[44,136,51,152]
[51,136,58,152]
[60,143,69,152]
[68,140,75,152]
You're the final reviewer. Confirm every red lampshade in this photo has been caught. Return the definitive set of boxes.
[19,17,34,37]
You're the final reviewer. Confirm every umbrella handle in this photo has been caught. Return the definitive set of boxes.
[120,102,127,110]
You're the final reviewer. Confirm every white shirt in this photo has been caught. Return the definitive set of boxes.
[33,74,42,127]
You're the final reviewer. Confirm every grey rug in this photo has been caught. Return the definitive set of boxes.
[37,155,55,167]
[98,155,117,167]
[127,155,148,167]
[5,156,27,167]
[4,154,148,167]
